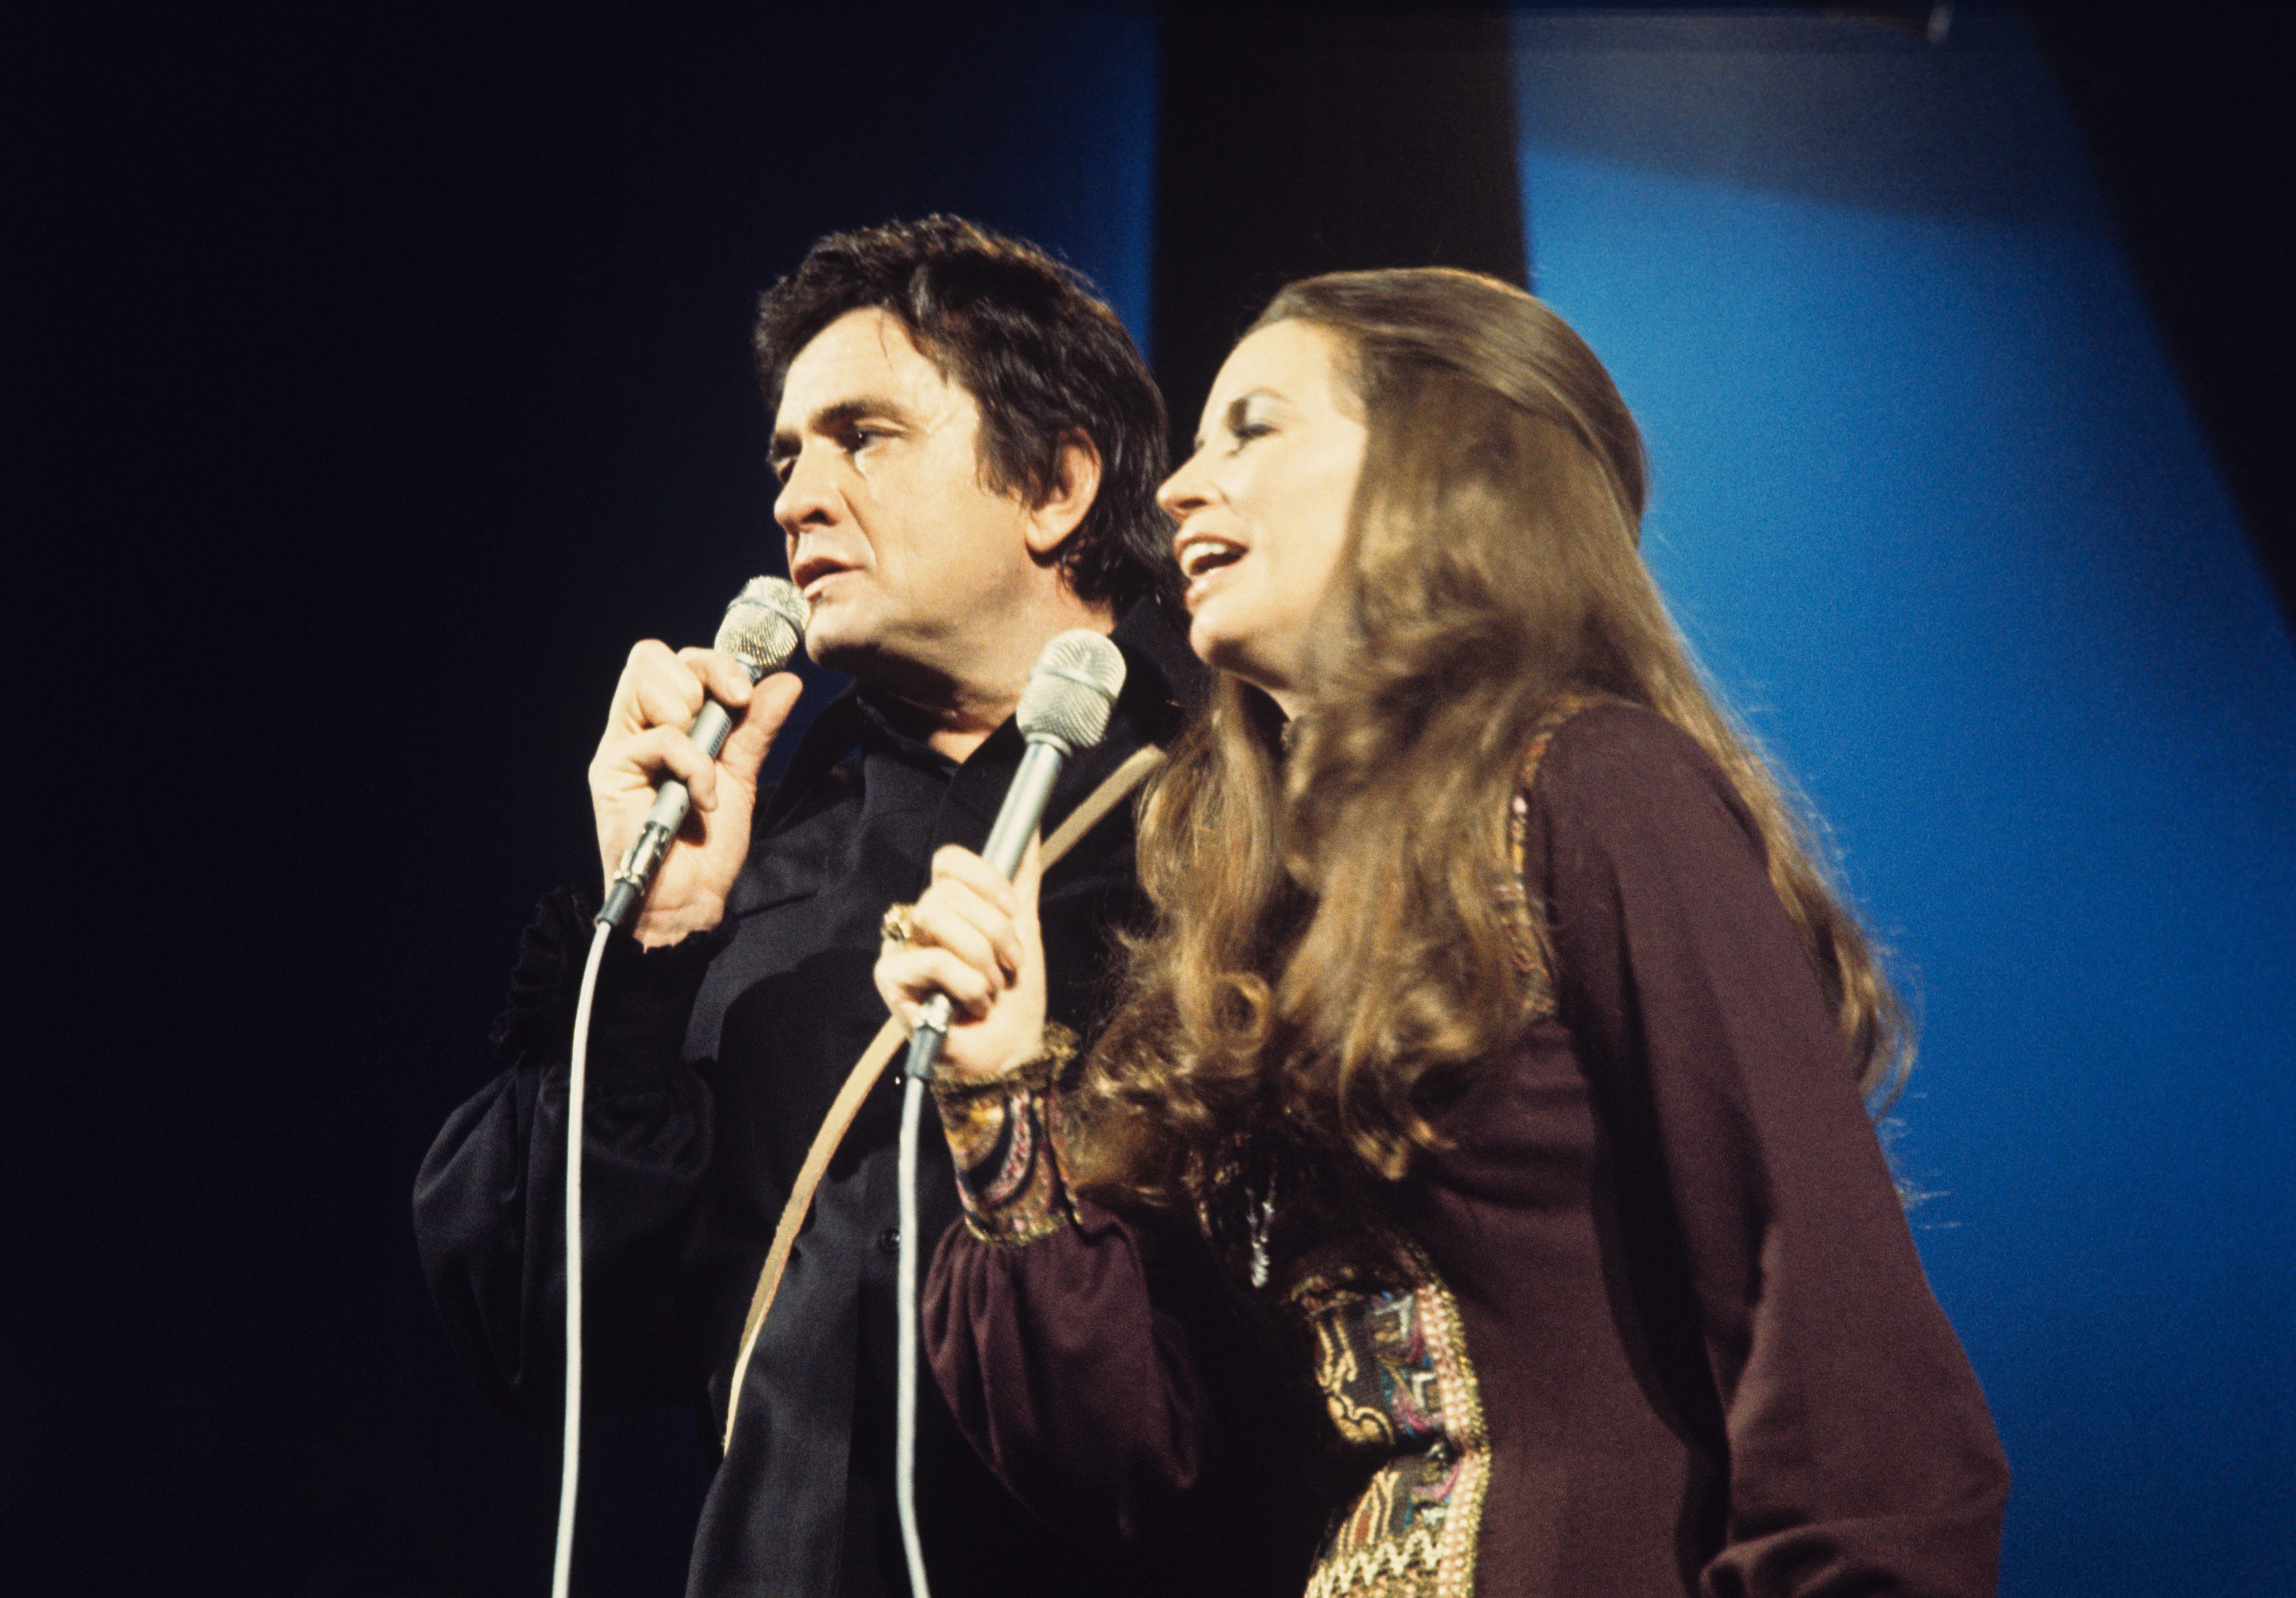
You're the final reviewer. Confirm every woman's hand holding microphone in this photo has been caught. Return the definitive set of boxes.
[874,836,1050,1084]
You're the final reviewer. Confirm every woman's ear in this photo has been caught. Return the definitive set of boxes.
[1024,432,1104,558]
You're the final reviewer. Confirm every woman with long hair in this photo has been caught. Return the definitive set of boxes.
[877,268,2007,1596]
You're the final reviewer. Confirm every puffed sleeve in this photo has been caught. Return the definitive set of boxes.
[926,1194,1213,1537]
[924,1089,1321,1593]
[1529,703,2008,1595]
[413,886,732,1419]
[920,1058,1224,1539]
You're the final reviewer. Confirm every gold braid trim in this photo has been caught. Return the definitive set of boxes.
[1304,1527,1444,1598]
[1500,689,1604,981]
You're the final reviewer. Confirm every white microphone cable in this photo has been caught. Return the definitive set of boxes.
[893,628,1128,1598]
[555,576,807,1598]
[556,920,611,1598]
[894,1056,933,1597]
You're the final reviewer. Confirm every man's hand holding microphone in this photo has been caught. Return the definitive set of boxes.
[588,578,811,947]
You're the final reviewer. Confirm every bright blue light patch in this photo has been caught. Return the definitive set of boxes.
[1518,15,2294,1594]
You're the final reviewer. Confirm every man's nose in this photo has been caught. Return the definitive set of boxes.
[773,448,840,534]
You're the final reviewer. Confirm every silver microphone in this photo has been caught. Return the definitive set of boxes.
[910,628,1127,1050]
[889,626,1126,1598]
[599,576,809,930]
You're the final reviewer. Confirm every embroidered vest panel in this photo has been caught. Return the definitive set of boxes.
[1293,1265,1493,1598]
[1286,693,1599,1598]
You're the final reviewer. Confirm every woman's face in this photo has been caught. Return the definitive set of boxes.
[1158,319,1368,714]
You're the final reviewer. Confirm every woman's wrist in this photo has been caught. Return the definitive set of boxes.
[926,1022,1077,1102]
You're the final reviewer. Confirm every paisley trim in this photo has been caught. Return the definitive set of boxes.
[933,1044,1078,1246]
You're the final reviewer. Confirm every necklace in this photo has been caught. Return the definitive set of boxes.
[1248,1171,1277,1289]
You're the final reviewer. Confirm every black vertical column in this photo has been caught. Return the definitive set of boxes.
[2027,5,2296,623]
[1151,6,1528,436]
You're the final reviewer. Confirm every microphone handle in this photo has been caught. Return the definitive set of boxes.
[896,727,1085,1598]
[981,741,1065,878]
[910,737,1067,1055]
[599,694,741,931]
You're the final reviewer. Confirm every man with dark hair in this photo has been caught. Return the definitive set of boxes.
[413,219,1297,1595]
[752,216,1178,622]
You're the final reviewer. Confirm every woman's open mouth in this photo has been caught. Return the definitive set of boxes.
[1179,537,1245,582]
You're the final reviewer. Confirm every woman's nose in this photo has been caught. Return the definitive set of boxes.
[1156,449,1214,520]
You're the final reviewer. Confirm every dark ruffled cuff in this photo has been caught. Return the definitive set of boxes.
[487,884,600,1061]
[487,884,730,1093]
[932,1026,1080,1246]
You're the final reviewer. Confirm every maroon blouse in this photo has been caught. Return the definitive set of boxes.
[926,702,2009,1596]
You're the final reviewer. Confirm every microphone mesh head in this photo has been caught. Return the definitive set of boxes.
[715,577,809,680]
[1016,630,1126,757]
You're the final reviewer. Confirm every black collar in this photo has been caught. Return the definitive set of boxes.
[758,598,1206,839]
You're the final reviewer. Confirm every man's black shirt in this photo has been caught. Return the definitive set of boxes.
[414,603,1325,1597]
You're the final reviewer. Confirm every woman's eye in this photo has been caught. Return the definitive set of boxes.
[1231,420,1274,449]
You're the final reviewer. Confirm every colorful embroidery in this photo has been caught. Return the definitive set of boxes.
[1205,700,1602,1592]
[930,1026,1078,1246]
[1292,1265,1491,1598]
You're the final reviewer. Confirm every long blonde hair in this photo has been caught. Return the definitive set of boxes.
[1074,269,1908,1219]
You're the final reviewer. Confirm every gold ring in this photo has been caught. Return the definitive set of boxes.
[880,902,917,947]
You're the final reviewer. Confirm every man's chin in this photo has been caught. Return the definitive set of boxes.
[802,608,872,671]
[805,619,898,684]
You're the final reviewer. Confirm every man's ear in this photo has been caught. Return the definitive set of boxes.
[1023,432,1103,559]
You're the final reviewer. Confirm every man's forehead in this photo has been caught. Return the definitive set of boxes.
[774,307,956,427]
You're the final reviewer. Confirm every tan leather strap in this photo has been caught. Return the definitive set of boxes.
[720,742,1166,1451]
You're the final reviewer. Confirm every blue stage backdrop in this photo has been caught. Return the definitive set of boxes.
[1513,12,2294,1595]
